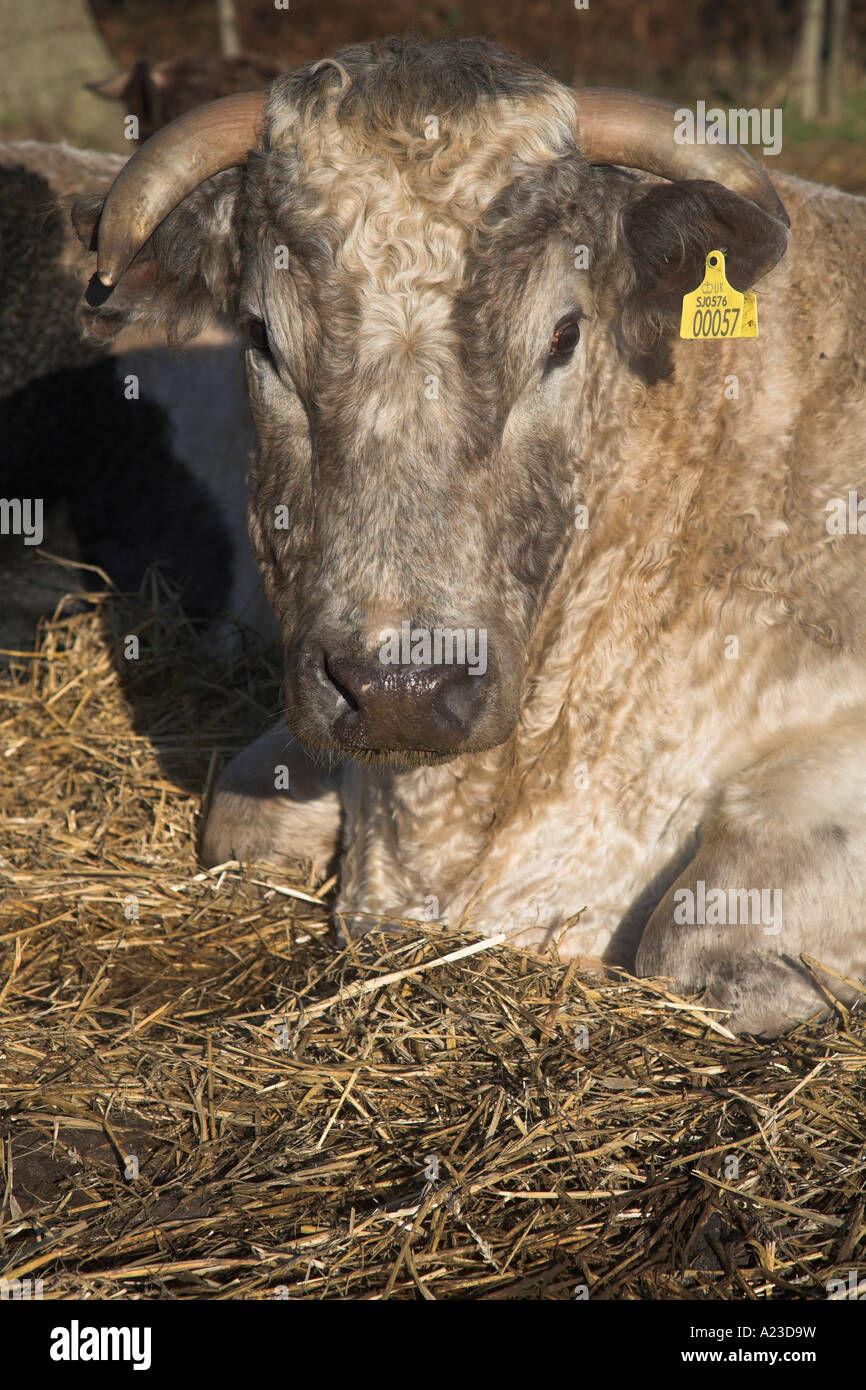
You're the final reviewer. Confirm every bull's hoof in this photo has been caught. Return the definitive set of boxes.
[201,788,300,868]
[200,726,343,870]
[636,938,831,1037]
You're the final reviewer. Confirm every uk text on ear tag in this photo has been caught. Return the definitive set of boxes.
[680,249,756,339]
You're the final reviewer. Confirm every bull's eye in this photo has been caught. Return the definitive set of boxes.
[549,315,581,361]
[246,316,270,355]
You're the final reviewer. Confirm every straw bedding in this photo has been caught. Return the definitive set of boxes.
[1,579,864,1299]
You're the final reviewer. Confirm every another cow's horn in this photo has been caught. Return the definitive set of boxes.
[95,90,267,286]
[573,89,789,226]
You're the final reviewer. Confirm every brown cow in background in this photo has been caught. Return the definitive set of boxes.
[88,54,282,143]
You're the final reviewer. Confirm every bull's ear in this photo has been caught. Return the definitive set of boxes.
[616,179,789,383]
[71,168,242,344]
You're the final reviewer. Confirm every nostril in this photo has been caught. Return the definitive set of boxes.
[433,667,489,733]
[323,653,360,712]
[433,669,485,731]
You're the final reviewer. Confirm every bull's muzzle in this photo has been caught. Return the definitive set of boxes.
[308,651,488,756]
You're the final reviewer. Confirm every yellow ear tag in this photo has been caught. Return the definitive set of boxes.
[739,290,758,338]
[679,249,757,340]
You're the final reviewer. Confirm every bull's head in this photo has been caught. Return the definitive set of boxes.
[75,39,788,766]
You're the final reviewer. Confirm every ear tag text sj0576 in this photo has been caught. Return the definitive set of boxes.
[680,249,758,340]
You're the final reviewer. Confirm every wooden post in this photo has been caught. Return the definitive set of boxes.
[825,0,850,121]
[216,0,242,59]
[791,0,826,121]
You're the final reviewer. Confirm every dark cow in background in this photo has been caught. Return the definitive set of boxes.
[0,141,274,658]
[73,38,866,1034]
[87,54,282,143]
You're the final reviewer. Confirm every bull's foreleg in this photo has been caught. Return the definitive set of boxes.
[201,725,342,871]
[636,716,866,1034]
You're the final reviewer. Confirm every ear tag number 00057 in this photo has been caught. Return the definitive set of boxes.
[680,249,758,340]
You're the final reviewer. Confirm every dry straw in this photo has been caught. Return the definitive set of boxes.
[1,582,864,1299]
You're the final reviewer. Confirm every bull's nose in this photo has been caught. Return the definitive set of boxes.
[321,653,486,752]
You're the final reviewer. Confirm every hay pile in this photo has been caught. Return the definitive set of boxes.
[1,582,864,1300]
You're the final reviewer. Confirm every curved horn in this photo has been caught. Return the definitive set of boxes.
[96,90,267,286]
[573,89,789,226]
